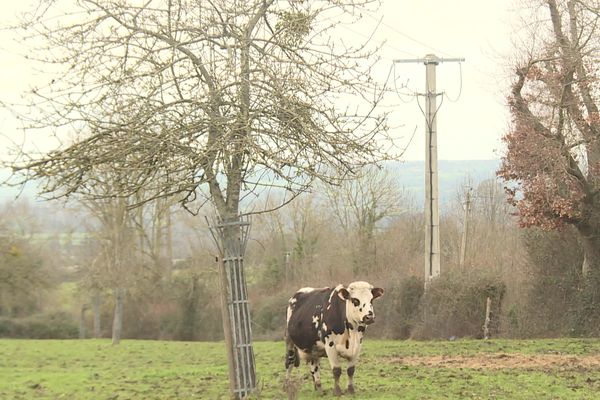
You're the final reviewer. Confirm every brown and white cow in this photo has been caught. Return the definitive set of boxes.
[284,281,384,396]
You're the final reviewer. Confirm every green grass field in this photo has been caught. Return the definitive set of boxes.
[1,338,600,399]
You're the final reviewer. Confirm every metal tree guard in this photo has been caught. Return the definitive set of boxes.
[208,215,256,399]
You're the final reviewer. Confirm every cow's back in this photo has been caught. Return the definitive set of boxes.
[286,287,332,352]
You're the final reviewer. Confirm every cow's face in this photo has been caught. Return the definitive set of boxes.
[338,281,384,326]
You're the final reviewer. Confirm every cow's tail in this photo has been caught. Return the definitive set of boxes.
[285,334,299,369]
[284,306,299,369]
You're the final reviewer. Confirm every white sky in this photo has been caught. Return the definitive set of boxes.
[370,0,517,161]
[0,0,519,162]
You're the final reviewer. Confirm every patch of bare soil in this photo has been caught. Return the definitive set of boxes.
[390,353,600,370]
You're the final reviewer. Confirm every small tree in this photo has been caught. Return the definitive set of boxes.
[79,175,138,345]
[325,165,405,274]
[6,1,397,396]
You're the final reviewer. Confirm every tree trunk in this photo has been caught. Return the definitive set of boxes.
[217,252,237,397]
[166,205,173,275]
[354,227,375,275]
[573,224,600,335]
[580,233,600,276]
[582,253,589,277]
[179,273,199,341]
[93,291,101,338]
[112,287,125,345]
[211,217,256,399]
[79,305,88,339]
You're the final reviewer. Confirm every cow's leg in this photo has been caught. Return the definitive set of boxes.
[310,358,322,393]
[347,360,356,394]
[325,345,343,396]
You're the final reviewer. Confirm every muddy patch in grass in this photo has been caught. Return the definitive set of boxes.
[390,353,600,370]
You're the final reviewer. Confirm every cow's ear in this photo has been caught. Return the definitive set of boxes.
[337,288,350,301]
[372,287,384,299]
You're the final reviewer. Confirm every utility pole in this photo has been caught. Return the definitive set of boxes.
[284,251,291,283]
[459,186,472,269]
[394,54,465,288]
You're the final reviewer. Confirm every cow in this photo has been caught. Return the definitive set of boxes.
[284,281,384,396]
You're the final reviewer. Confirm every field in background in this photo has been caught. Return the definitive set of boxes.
[1,338,600,399]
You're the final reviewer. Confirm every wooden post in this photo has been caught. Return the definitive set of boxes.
[483,297,492,340]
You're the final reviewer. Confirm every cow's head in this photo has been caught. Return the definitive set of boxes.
[338,281,384,326]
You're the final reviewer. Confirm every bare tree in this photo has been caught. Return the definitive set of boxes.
[475,178,511,229]
[131,196,175,276]
[5,1,396,396]
[82,192,137,345]
[287,193,325,280]
[325,165,405,274]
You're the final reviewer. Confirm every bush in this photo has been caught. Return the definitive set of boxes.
[0,312,78,339]
[251,291,290,339]
[121,270,224,341]
[412,270,505,340]
[374,276,424,339]
[520,227,583,337]
[173,271,223,342]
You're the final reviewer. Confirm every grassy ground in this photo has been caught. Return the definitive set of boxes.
[1,338,600,399]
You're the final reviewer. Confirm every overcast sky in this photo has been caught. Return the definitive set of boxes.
[0,0,519,162]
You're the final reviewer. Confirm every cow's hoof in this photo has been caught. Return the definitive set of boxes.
[333,386,343,396]
[314,383,323,395]
[347,384,355,395]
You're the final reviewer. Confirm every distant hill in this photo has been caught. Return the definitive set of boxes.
[391,159,501,208]
[1,159,502,208]
[0,168,40,203]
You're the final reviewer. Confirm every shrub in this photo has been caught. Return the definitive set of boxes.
[412,270,505,340]
[251,291,290,339]
[519,227,583,337]
[374,276,424,339]
[0,312,78,339]
[120,270,224,341]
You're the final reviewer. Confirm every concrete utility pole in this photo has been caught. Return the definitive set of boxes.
[459,186,472,269]
[284,251,291,283]
[394,54,465,288]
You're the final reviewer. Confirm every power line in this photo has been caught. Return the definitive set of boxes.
[443,61,464,103]
[337,23,419,58]
[392,62,417,104]
[362,10,453,58]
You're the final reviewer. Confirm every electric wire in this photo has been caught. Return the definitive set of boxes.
[416,91,445,133]
[392,62,417,104]
[337,22,420,58]
[443,61,464,102]
[362,10,454,58]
